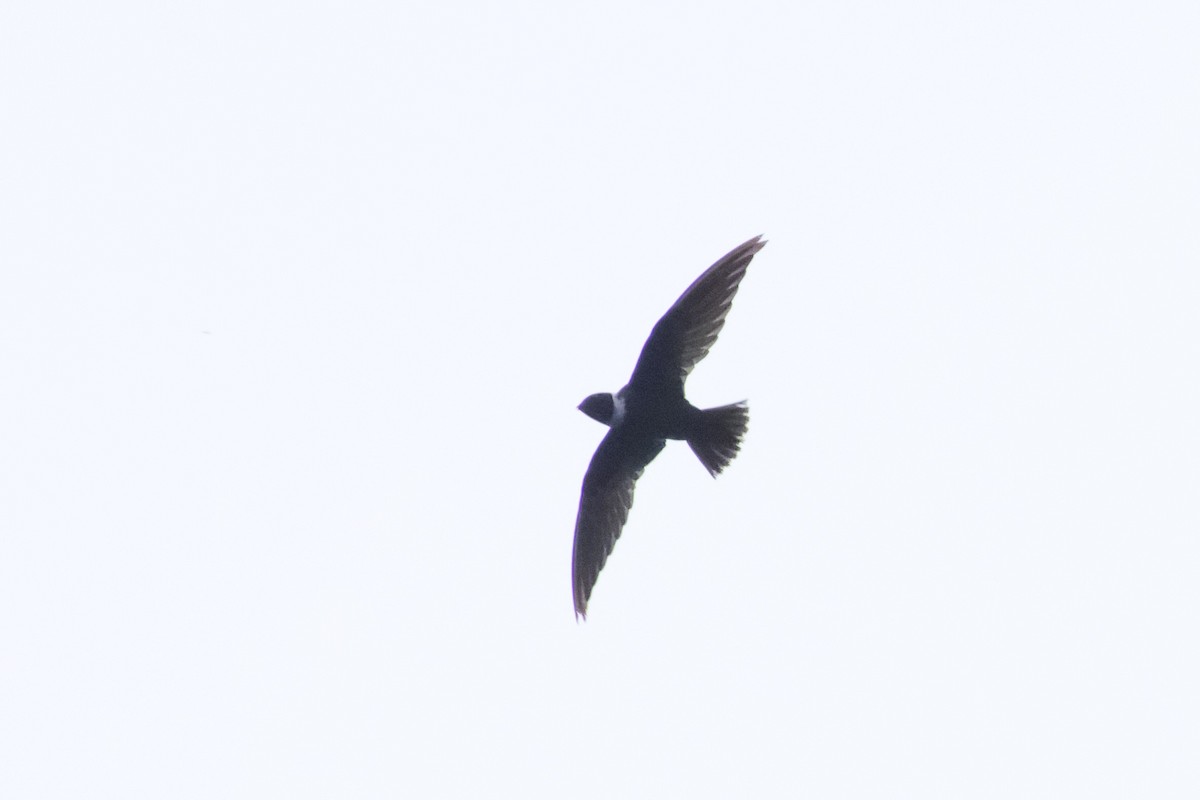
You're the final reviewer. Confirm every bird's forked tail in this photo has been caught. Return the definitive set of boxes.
[688,402,749,477]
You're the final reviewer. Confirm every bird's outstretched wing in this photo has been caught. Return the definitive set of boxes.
[628,235,765,395]
[571,427,666,619]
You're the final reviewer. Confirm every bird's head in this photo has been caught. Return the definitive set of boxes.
[578,392,617,426]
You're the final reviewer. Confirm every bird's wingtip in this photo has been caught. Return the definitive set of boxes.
[573,584,589,621]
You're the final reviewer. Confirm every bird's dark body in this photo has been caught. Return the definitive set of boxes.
[591,389,699,441]
[571,235,766,619]
[624,380,702,438]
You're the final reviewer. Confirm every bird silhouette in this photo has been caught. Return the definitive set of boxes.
[571,235,765,618]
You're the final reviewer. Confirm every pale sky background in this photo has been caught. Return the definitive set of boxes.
[2,2,1198,797]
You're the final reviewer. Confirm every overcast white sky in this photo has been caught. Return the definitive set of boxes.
[2,2,1198,797]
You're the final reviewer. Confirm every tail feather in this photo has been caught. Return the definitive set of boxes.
[688,402,749,477]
